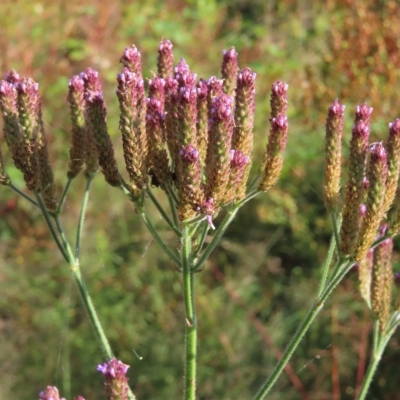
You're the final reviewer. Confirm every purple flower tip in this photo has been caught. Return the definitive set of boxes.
[159,39,173,51]
[97,358,130,379]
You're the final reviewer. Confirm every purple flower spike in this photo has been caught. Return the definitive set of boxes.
[5,69,21,84]
[157,39,174,78]
[97,358,130,400]
[120,45,142,75]
[39,386,65,400]
[80,67,102,92]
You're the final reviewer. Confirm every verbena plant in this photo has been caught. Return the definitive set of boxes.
[1,39,400,400]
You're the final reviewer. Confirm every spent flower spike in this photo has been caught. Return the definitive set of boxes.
[340,104,371,255]
[67,75,87,179]
[323,99,345,211]
[354,142,388,261]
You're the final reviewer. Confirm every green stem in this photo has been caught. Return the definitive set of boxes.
[75,175,94,258]
[35,192,69,262]
[56,177,73,215]
[317,233,337,298]
[71,264,114,359]
[193,207,239,271]
[356,324,394,400]
[331,212,341,251]
[247,173,260,193]
[253,260,354,400]
[137,204,181,266]
[146,188,180,236]
[165,182,179,227]
[9,183,41,208]
[193,222,209,261]
[182,223,197,400]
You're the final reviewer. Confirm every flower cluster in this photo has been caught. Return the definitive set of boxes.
[0,39,289,225]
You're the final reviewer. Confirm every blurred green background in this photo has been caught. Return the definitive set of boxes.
[1,0,400,399]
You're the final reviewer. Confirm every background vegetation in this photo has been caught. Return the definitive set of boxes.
[1,0,400,399]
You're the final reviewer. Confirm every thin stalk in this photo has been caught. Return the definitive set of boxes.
[75,175,94,258]
[54,215,75,262]
[235,189,261,208]
[253,260,354,400]
[71,264,114,359]
[356,326,394,400]
[56,177,73,215]
[317,233,337,297]
[330,212,341,254]
[193,207,239,271]
[181,223,197,400]
[137,204,181,266]
[165,181,179,227]
[147,188,180,236]
[247,173,260,193]
[35,192,69,262]
[165,180,179,204]
[9,183,41,208]
[193,222,209,261]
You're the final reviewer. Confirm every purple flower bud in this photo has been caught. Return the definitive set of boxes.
[80,67,102,92]
[5,69,20,84]
[157,39,174,78]
[120,45,142,75]
[97,358,130,400]
[39,386,65,400]
[221,47,238,97]
[179,144,199,162]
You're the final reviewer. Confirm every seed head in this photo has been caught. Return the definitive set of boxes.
[177,144,203,220]
[81,68,101,175]
[354,142,388,261]
[0,79,24,171]
[116,68,147,194]
[67,75,87,179]
[259,113,289,192]
[371,237,393,332]
[196,79,209,164]
[204,93,233,208]
[15,78,41,191]
[85,90,121,186]
[0,144,10,185]
[225,149,250,203]
[146,97,170,186]
[232,68,256,199]
[358,249,374,308]
[383,119,400,214]
[340,105,371,255]
[323,99,345,211]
